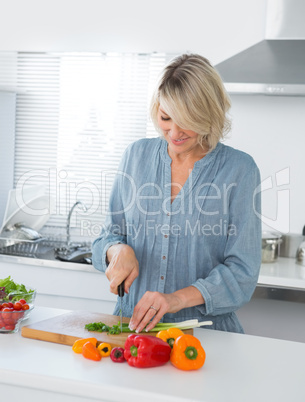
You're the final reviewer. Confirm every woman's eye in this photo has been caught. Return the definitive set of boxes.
[161,116,171,121]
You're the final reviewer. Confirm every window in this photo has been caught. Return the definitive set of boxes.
[0,52,174,241]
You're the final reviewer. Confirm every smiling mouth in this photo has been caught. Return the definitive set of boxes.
[171,137,189,144]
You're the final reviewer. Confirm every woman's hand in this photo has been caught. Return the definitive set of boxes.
[129,287,204,333]
[105,244,139,295]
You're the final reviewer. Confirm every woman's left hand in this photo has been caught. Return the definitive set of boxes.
[128,286,205,333]
[128,291,182,333]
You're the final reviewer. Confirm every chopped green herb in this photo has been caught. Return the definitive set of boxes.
[84,319,213,335]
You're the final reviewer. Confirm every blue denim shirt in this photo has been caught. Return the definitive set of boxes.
[92,138,262,333]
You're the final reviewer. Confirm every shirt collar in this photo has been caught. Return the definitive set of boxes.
[160,138,223,167]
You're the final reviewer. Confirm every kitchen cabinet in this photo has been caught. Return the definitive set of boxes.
[0,306,304,402]
[237,258,305,343]
[0,254,117,314]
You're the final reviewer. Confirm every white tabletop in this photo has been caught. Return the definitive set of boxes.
[1,306,305,402]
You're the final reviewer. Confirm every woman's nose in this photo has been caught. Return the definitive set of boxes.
[169,122,183,138]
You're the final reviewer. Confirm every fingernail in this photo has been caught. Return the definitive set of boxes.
[129,323,134,331]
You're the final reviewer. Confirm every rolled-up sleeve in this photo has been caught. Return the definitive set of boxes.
[192,162,262,316]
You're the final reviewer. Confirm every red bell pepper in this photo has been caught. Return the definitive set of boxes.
[124,334,171,368]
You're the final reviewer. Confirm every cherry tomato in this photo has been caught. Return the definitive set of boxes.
[1,303,9,309]
[8,302,14,309]
[4,316,14,325]
[12,311,23,321]
[5,324,15,331]
[19,299,27,305]
[2,307,12,312]
[13,302,22,311]
[22,304,30,310]
[2,310,13,323]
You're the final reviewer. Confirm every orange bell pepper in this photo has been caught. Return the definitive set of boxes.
[82,341,102,361]
[156,327,184,348]
[170,334,206,371]
[72,337,97,354]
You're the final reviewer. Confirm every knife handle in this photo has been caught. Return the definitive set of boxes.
[118,281,125,297]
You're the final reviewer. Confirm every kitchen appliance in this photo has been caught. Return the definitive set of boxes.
[280,233,305,258]
[1,186,44,230]
[0,186,54,249]
[216,0,305,96]
[0,186,49,232]
[0,223,43,247]
[55,246,92,264]
[21,311,193,348]
[262,231,282,263]
[1,195,51,233]
[296,241,305,266]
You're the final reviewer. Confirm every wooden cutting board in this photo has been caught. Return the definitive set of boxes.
[21,310,193,348]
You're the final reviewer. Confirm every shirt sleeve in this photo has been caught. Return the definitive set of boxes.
[91,149,130,272]
[191,161,262,316]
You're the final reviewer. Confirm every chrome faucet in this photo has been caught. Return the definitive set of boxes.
[66,201,88,246]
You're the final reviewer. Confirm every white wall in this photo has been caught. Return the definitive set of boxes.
[226,95,305,234]
[0,92,16,226]
[1,0,304,234]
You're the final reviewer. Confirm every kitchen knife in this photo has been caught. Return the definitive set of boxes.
[118,281,125,333]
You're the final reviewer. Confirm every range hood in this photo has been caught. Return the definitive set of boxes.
[215,0,305,96]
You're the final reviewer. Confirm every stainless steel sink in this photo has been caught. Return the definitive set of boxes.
[0,239,92,264]
[55,244,92,264]
[0,201,92,264]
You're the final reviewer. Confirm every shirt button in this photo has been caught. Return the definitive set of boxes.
[162,256,166,260]
[164,235,168,238]
[167,213,170,216]
[161,276,164,280]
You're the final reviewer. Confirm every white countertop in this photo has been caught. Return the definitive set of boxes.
[1,306,305,402]
[259,257,305,290]
[0,252,95,272]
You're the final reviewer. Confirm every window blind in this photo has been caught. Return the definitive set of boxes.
[0,52,175,240]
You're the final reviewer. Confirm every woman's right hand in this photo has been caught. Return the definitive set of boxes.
[105,244,139,295]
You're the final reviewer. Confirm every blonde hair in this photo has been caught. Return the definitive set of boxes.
[150,54,231,151]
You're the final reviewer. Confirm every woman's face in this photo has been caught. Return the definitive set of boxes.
[157,106,203,158]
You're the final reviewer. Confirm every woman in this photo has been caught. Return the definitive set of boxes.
[92,54,261,334]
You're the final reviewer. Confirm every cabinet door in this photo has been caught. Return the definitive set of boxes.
[0,91,16,226]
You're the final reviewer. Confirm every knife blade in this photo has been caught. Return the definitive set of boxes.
[118,281,125,333]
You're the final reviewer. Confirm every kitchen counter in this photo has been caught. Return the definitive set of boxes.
[0,251,94,272]
[1,252,305,290]
[1,306,305,402]
[259,258,305,290]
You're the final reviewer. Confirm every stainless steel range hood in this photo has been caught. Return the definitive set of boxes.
[215,0,305,96]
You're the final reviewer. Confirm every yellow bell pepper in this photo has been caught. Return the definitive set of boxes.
[156,327,184,348]
[72,337,97,354]
[97,342,112,357]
